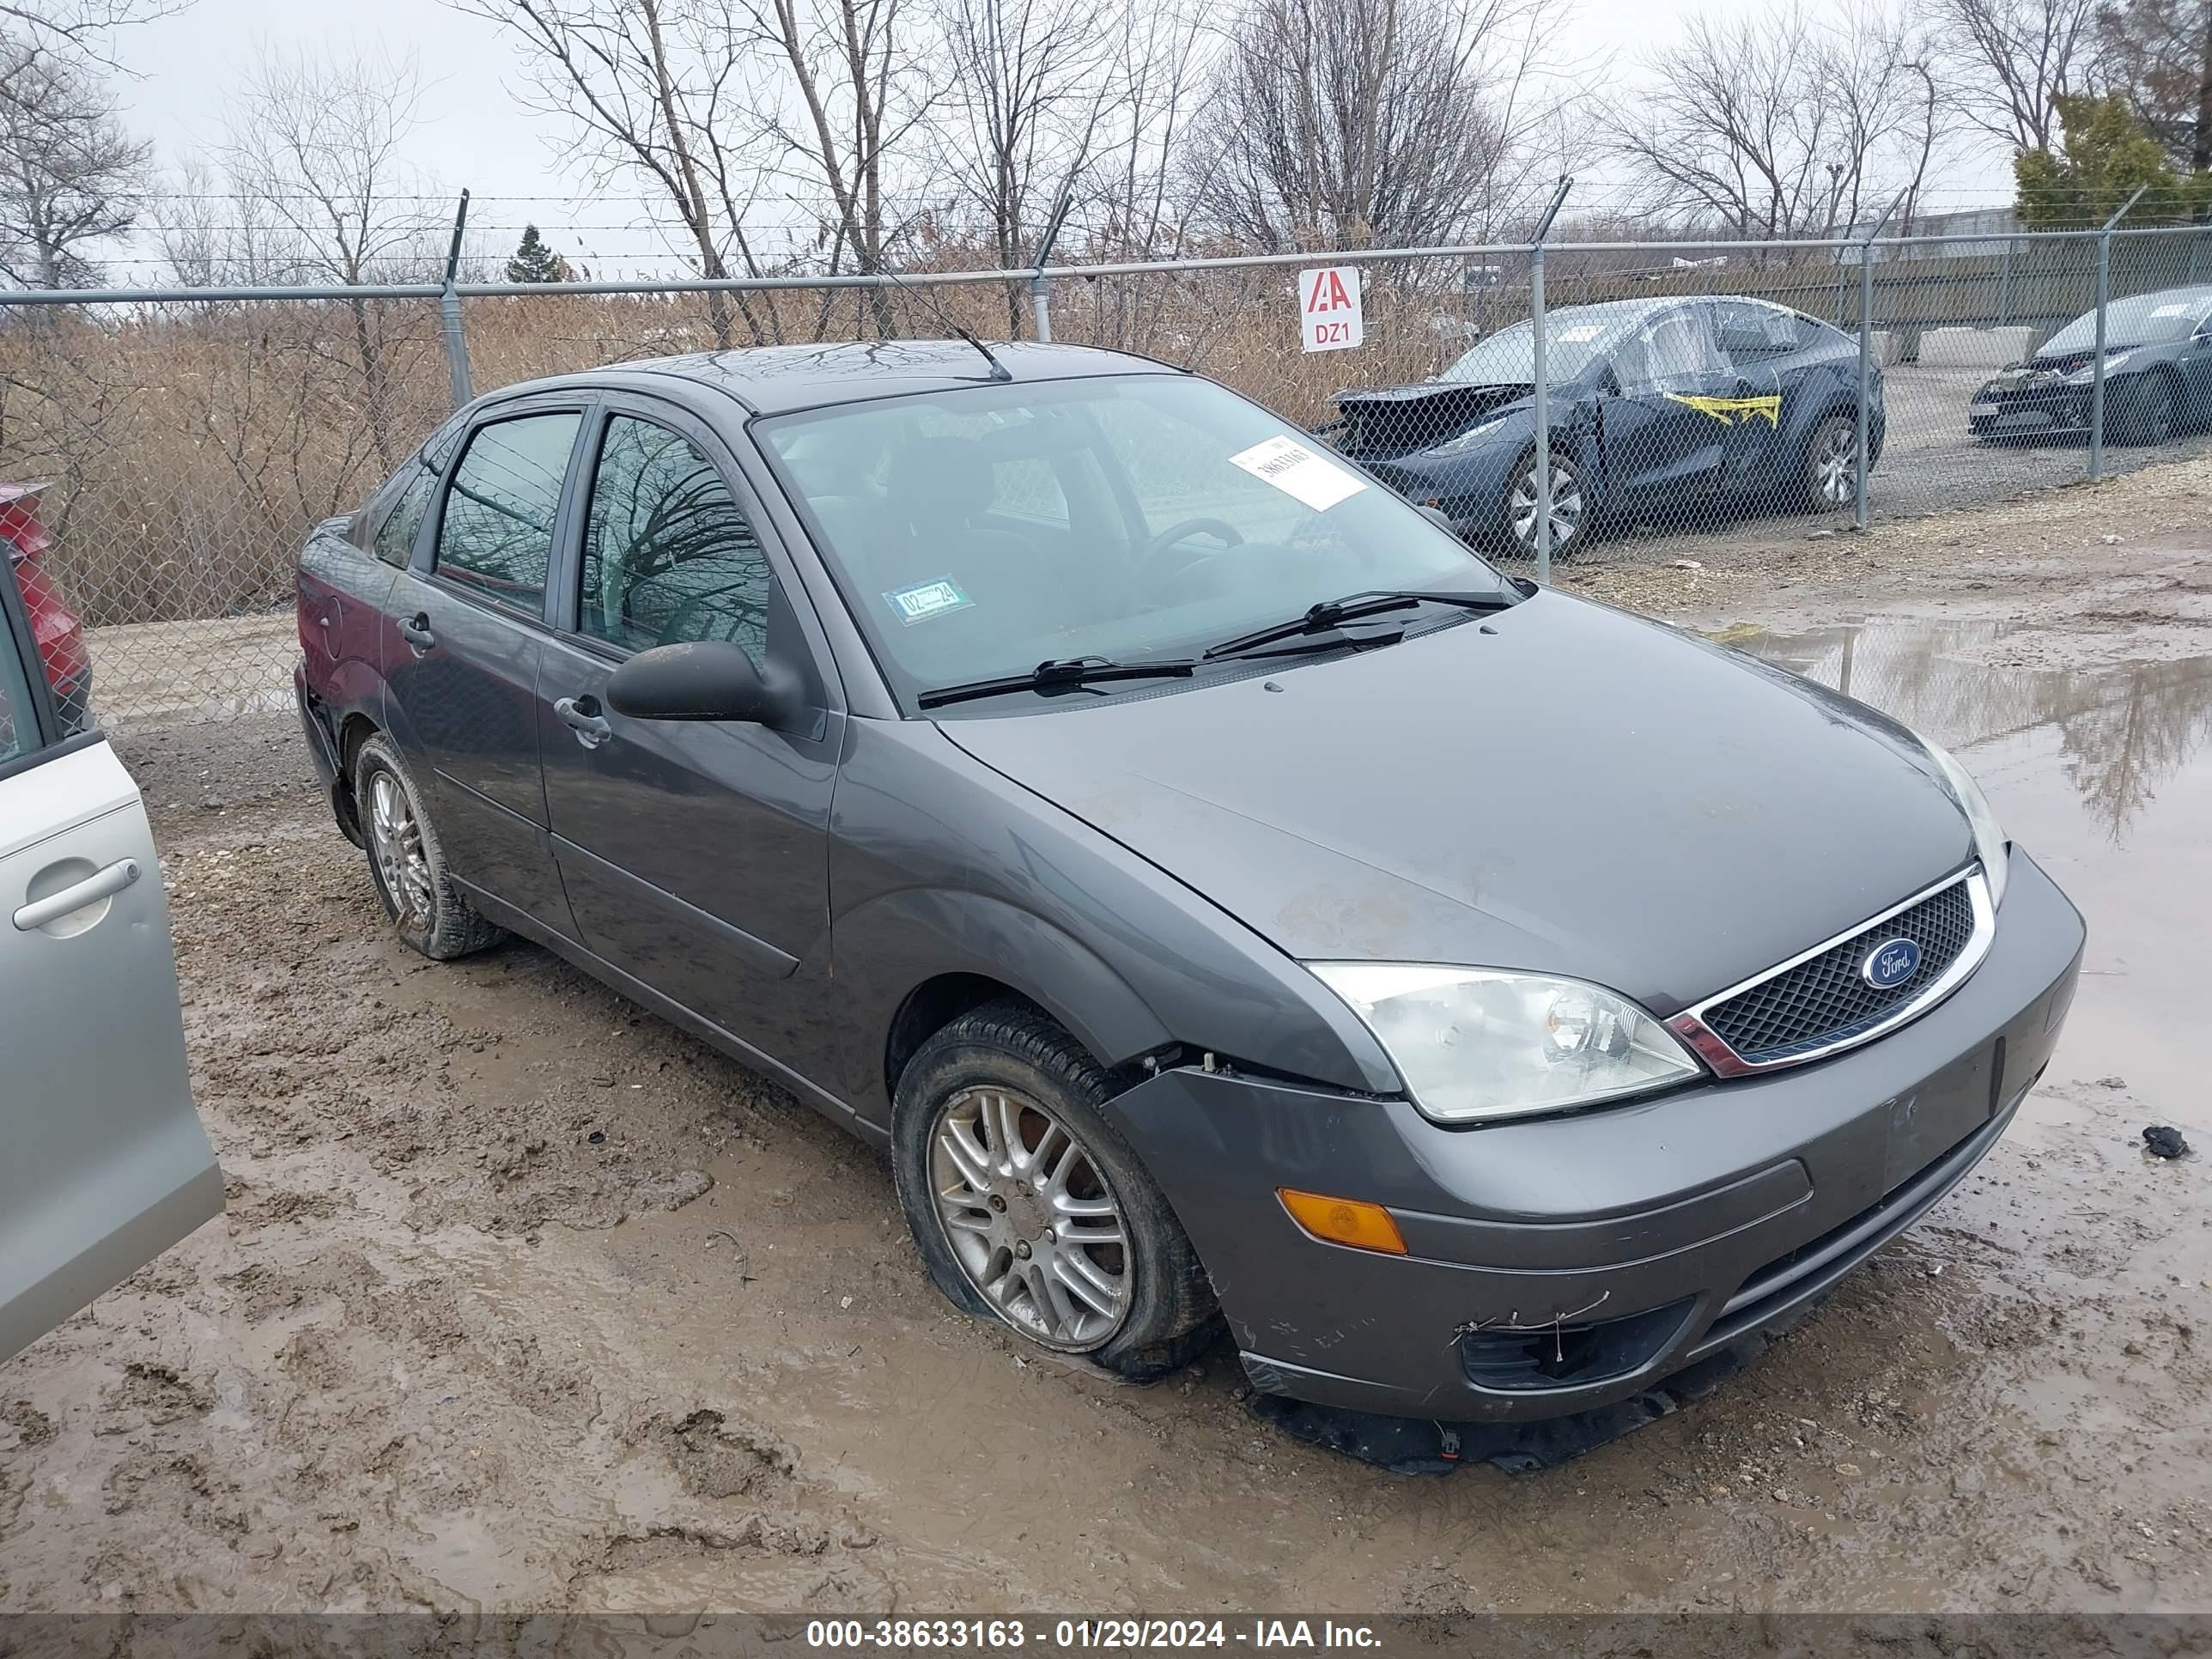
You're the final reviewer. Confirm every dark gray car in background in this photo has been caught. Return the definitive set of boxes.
[1971,284,2212,444]
[295,341,2085,1423]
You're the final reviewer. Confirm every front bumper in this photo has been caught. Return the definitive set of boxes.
[1110,847,2084,1420]
[1347,444,1523,533]
[1970,384,2090,436]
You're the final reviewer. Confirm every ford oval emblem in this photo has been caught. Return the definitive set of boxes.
[1862,937,1922,990]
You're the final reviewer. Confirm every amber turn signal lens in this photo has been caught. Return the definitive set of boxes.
[1277,1188,1408,1255]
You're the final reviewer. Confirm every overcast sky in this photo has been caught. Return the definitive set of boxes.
[104,0,2020,282]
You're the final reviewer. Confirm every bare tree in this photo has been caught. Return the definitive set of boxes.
[0,37,152,288]
[1935,0,2102,153]
[1082,0,1208,259]
[730,0,942,320]
[927,0,1111,330]
[449,0,782,345]
[1610,1,1948,238]
[0,0,187,65]
[204,48,449,466]
[1183,0,1561,252]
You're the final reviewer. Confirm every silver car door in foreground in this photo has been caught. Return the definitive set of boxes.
[0,574,220,1364]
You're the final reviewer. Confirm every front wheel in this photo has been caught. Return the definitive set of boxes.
[891,1000,1216,1379]
[1800,412,1862,512]
[1504,451,1591,562]
[2108,373,2179,446]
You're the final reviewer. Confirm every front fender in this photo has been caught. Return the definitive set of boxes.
[836,887,1174,1095]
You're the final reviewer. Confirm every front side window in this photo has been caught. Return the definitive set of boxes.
[434,410,582,611]
[1614,310,1722,392]
[580,416,772,663]
[759,374,1507,712]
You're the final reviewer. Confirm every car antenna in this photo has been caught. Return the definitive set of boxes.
[870,262,1013,383]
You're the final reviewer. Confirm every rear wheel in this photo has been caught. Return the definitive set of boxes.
[1504,451,1590,562]
[1800,412,1862,512]
[891,999,1216,1379]
[354,732,505,960]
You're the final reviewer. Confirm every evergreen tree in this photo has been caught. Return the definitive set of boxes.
[2014,94,2212,225]
[505,224,573,283]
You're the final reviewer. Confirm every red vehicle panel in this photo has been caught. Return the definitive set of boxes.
[1,483,90,727]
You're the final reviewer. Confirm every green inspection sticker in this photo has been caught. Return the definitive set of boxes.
[884,576,974,624]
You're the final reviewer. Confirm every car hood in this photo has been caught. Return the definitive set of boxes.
[1333,381,1537,458]
[939,593,1972,1018]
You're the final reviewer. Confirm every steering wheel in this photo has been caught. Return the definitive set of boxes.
[1134,516,1245,586]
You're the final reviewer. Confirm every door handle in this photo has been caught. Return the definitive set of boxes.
[14,857,140,932]
[554,695,613,748]
[398,612,436,655]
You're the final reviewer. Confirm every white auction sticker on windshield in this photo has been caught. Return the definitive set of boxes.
[1226,435,1367,512]
[1556,325,1601,343]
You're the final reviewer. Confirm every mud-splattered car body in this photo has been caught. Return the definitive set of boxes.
[1326,296,1883,556]
[295,341,2078,1424]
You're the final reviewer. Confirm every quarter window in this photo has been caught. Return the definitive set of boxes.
[374,466,437,568]
[580,416,772,663]
[434,411,582,611]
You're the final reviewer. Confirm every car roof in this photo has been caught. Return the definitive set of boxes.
[491,339,1182,416]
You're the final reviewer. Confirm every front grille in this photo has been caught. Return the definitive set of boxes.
[1702,877,1977,1065]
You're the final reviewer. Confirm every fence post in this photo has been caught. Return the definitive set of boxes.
[441,190,475,410]
[2090,186,2148,483]
[1997,237,2013,326]
[1528,176,1571,585]
[1028,185,1073,343]
[1852,190,1909,532]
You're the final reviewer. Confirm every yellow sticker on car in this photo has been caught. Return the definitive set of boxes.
[1662,393,1784,427]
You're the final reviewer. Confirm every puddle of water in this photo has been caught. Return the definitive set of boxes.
[1722,613,2212,1135]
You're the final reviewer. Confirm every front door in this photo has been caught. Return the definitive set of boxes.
[1600,307,1735,520]
[535,401,842,1072]
[0,570,220,1361]
[384,403,587,937]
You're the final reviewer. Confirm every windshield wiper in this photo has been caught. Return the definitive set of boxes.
[1200,588,1517,662]
[917,654,1198,710]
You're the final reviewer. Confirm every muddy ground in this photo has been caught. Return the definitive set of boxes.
[5,458,2211,1617]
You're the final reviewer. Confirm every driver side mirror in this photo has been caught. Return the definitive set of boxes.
[606,639,796,726]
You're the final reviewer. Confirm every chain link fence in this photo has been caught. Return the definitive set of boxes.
[6,223,2211,731]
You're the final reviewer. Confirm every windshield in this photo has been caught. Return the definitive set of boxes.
[2045,291,2212,354]
[758,374,1505,714]
[1436,312,1629,386]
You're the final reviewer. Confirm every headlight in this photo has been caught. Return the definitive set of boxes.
[1916,737,2009,908]
[1427,416,1510,457]
[1308,963,1701,1124]
[2065,350,2131,385]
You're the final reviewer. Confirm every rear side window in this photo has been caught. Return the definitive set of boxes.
[374,466,437,568]
[434,410,582,613]
[0,600,40,764]
[580,416,771,664]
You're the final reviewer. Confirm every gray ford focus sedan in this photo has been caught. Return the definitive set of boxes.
[295,341,2084,1422]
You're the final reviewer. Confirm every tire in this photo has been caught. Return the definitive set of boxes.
[353,732,506,961]
[890,998,1217,1380]
[2109,373,2179,447]
[1799,411,1862,512]
[1502,450,1591,562]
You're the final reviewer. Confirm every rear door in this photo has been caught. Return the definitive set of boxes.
[0,572,219,1363]
[535,397,842,1070]
[384,399,588,937]
[1598,307,1735,514]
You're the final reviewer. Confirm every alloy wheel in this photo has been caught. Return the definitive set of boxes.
[1510,461,1584,551]
[368,770,434,925]
[1814,423,1859,507]
[928,1085,1132,1350]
